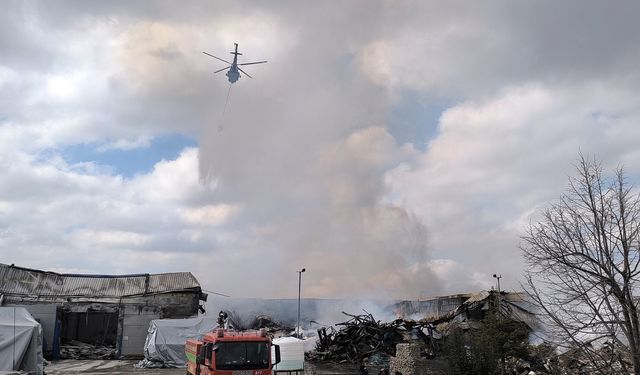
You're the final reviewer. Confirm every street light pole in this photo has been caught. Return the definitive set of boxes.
[297,268,306,338]
[492,273,503,316]
[493,273,504,375]
[492,273,503,315]
[492,274,502,293]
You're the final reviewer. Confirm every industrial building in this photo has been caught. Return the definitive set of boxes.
[390,290,537,329]
[0,263,207,358]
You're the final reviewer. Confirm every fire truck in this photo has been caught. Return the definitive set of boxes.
[186,328,281,375]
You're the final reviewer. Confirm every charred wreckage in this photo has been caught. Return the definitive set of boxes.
[307,291,539,374]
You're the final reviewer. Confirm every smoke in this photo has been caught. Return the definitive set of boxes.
[206,297,399,329]
[198,116,439,299]
[196,3,440,299]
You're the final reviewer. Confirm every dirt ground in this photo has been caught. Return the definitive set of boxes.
[46,360,183,375]
[45,360,367,374]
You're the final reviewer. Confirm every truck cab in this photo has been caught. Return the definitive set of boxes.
[186,329,281,375]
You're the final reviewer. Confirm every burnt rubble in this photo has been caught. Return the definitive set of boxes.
[305,291,541,373]
[306,312,406,363]
[307,291,534,364]
[223,311,293,337]
[553,342,633,375]
[304,291,635,375]
[59,340,116,360]
[249,314,294,335]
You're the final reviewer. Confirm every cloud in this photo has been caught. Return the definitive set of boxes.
[180,204,239,227]
[2,0,640,300]
[358,1,640,97]
[386,82,640,291]
[0,148,211,272]
[70,229,151,248]
[95,136,152,152]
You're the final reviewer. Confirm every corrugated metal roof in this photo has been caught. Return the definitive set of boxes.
[463,290,491,305]
[0,263,200,298]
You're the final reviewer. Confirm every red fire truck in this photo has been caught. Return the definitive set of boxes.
[186,329,281,375]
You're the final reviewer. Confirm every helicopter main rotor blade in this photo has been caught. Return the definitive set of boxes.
[214,66,231,74]
[237,67,253,78]
[238,61,268,66]
[202,51,232,65]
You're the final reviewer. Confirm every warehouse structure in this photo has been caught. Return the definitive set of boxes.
[0,263,207,358]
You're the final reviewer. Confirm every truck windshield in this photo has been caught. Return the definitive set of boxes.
[215,341,270,370]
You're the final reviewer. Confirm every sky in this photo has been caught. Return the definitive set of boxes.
[1,0,640,300]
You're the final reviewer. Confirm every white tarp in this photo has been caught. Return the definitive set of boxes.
[0,307,43,375]
[138,317,218,368]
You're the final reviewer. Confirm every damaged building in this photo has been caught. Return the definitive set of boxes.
[390,290,537,328]
[0,263,207,358]
[309,291,538,369]
[390,293,474,320]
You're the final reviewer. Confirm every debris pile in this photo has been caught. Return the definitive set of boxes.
[306,291,538,368]
[522,343,558,374]
[306,312,405,363]
[487,341,634,375]
[222,311,292,337]
[134,358,165,369]
[59,340,116,359]
[554,342,633,375]
[249,315,293,336]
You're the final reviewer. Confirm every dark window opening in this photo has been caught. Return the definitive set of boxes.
[60,311,118,346]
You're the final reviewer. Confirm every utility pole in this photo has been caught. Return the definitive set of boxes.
[493,274,502,293]
[493,273,504,375]
[297,268,306,338]
[492,273,502,313]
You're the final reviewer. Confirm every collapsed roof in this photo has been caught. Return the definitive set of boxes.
[431,291,538,332]
[391,290,538,330]
[0,263,202,303]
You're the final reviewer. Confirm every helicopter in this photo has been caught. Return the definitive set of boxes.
[203,43,267,83]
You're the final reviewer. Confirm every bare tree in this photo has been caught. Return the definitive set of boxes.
[522,155,640,374]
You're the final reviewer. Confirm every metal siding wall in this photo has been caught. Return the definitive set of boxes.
[120,305,159,356]
[119,293,200,356]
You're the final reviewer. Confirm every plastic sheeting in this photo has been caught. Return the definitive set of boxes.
[138,317,218,368]
[0,307,43,375]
